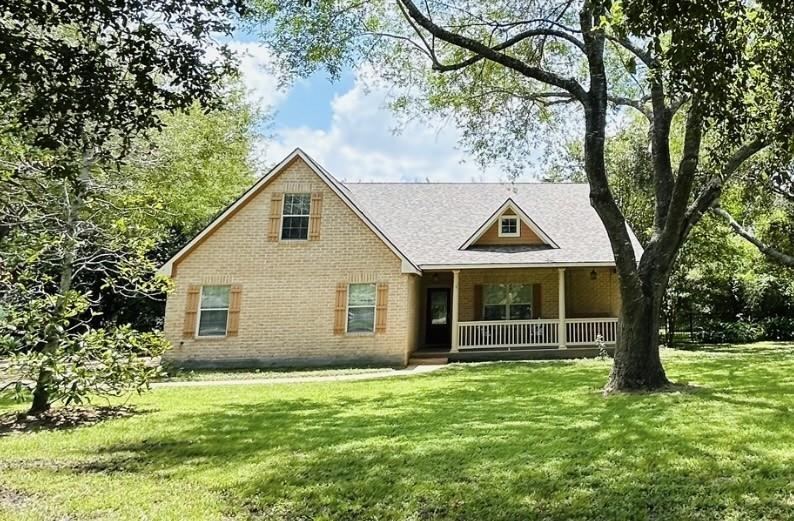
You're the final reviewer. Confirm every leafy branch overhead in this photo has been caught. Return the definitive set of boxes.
[0,0,246,157]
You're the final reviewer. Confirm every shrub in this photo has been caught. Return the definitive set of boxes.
[693,320,764,344]
[759,316,794,341]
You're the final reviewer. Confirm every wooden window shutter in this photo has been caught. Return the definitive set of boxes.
[532,283,542,319]
[309,192,323,240]
[227,285,242,337]
[474,285,483,321]
[375,282,389,333]
[183,285,200,338]
[268,192,284,242]
[334,283,348,335]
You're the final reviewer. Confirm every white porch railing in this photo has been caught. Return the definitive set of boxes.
[457,317,618,349]
[566,318,618,346]
[458,319,559,349]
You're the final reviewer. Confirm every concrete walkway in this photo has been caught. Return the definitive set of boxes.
[152,364,446,388]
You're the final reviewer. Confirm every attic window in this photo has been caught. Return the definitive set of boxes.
[281,193,311,240]
[498,216,519,237]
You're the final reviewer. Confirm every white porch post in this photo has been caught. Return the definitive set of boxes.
[558,268,567,349]
[451,270,460,352]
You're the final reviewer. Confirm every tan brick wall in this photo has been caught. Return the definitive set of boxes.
[456,267,620,323]
[459,268,560,321]
[163,158,413,368]
[565,267,621,318]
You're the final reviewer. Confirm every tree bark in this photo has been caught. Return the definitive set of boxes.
[606,284,669,392]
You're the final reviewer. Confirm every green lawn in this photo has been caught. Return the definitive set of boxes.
[2,342,794,520]
[158,365,394,382]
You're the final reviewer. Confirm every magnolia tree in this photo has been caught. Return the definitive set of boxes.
[0,0,245,414]
[250,0,794,391]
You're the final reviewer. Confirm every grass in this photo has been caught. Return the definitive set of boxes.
[158,365,394,382]
[2,342,794,520]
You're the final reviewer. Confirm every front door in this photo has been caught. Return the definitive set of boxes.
[425,288,451,346]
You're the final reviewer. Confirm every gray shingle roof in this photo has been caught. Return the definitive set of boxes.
[344,182,643,268]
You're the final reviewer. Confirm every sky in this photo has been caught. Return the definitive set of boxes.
[227,38,513,183]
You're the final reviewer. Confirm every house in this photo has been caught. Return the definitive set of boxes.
[160,149,642,368]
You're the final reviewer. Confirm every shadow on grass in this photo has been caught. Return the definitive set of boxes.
[0,406,147,437]
[51,358,794,520]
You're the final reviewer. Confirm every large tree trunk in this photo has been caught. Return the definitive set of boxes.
[606,291,669,392]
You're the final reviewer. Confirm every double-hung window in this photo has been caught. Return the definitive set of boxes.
[198,285,230,336]
[347,283,376,333]
[483,283,533,320]
[499,215,520,237]
[281,193,311,240]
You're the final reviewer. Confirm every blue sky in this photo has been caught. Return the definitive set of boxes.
[227,38,513,182]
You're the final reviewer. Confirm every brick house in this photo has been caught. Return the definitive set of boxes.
[160,149,643,367]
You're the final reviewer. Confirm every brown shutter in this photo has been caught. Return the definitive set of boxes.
[227,285,242,336]
[268,192,283,242]
[474,284,483,321]
[309,192,323,240]
[532,283,542,319]
[375,282,389,333]
[183,285,200,338]
[334,283,348,335]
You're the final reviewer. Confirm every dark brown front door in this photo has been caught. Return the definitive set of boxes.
[425,288,451,346]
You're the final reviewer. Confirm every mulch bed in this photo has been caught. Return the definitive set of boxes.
[0,406,138,435]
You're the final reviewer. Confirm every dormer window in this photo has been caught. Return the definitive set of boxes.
[499,215,520,237]
[281,193,311,240]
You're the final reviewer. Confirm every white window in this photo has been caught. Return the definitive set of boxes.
[197,285,230,337]
[281,193,311,240]
[498,215,520,237]
[347,283,376,333]
[483,283,533,320]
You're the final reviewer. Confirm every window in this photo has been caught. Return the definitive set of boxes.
[347,283,376,333]
[281,193,311,240]
[483,283,532,320]
[198,285,230,336]
[499,215,520,237]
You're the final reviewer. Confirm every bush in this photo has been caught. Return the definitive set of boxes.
[693,320,764,344]
[759,316,794,341]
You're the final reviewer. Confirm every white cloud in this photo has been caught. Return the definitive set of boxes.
[226,41,288,109]
[259,69,511,183]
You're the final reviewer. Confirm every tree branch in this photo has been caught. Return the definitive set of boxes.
[396,0,588,102]
[684,139,769,231]
[607,94,651,118]
[713,207,794,267]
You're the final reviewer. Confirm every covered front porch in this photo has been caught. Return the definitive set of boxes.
[413,266,620,356]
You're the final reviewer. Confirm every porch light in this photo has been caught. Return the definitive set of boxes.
[590,269,598,280]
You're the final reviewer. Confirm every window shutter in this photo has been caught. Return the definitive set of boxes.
[532,283,542,319]
[474,285,483,321]
[183,285,200,338]
[268,192,283,242]
[309,192,323,240]
[375,282,389,333]
[227,285,242,337]
[334,283,347,335]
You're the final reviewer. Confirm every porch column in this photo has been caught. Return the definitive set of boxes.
[451,270,460,352]
[558,268,567,349]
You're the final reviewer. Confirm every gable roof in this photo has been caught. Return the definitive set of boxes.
[459,198,559,250]
[159,149,420,276]
[345,182,643,269]
[161,149,644,277]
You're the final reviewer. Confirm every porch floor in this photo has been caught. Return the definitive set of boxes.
[411,345,614,363]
